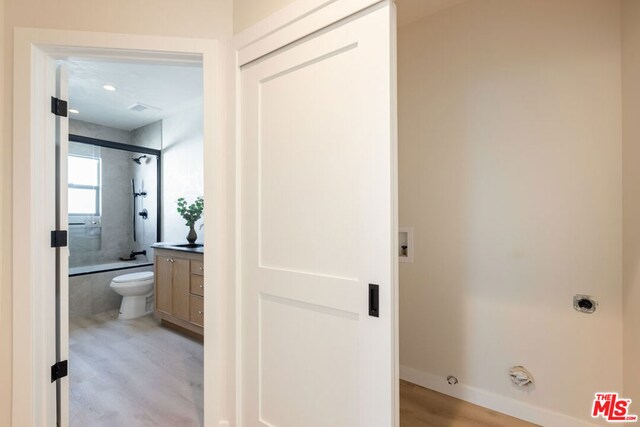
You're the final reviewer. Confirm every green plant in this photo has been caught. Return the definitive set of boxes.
[177,196,204,227]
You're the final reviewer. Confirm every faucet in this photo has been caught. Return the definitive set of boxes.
[120,250,147,261]
[130,250,147,258]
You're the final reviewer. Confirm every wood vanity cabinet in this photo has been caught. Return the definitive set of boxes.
[154,248,204,336]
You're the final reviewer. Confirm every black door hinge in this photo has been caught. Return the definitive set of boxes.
[51,96,68,117]
[51,360,68,382]
[51,230,68,248]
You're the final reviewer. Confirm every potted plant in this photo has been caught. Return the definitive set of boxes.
[177,196,204,245]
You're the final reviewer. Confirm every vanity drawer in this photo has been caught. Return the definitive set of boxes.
[191,260,204,276]
[190,274,204,296]
[190,295,204,327]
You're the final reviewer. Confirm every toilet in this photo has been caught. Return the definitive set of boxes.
[109,271,154,320]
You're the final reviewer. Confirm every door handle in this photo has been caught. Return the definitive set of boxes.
[369,284,379,317]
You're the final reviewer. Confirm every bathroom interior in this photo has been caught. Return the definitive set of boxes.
[65,58,206,425]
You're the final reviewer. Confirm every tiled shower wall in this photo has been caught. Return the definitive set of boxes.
[68,142,134,267]
[132,121,162,261]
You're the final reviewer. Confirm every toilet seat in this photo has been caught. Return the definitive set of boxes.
[112,271,154,283]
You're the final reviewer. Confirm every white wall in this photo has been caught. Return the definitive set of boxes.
[1,1,232,423]
[622,0,640,403]
[398,0,623,425]
[161,100,204,243]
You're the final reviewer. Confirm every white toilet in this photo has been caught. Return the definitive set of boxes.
[109,271,154,320]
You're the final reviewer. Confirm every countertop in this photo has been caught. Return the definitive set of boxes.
[151,242,204,254]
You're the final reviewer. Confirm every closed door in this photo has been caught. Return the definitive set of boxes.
[239,3,397,426]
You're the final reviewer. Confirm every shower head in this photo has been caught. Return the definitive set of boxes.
[132,155,147,165]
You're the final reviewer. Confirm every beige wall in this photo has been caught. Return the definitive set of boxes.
[233,0,296,33]
[398,0,623,423]
[5,0,232,38]
[1,0,232,423]
[622,0,640,402]
[0,0,7,425]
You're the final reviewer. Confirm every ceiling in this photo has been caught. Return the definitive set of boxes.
[396,0,471,28]
[66,59,203,131]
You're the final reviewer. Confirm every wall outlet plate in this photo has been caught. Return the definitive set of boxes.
[399,227,414,263]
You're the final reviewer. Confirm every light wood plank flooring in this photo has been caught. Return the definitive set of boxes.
[400,380,539,427]
[69,310,203,427]
[71,312,536,426]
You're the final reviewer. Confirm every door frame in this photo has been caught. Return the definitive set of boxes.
[12,28,232,426]
[232,0,399,425]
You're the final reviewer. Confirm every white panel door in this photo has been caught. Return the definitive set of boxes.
[54,62,70,427]
[240,3,396,427]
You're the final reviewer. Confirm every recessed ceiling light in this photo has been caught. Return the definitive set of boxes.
[69,108,79,114]
[103,84,116,91]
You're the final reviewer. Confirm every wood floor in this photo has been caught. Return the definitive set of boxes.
[400,380,539,427]
[70,311,536,427]
[69,310,203,427]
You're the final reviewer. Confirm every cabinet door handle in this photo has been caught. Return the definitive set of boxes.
[198,310,203,315]
[199,284,204,288]
[199,267,203,271]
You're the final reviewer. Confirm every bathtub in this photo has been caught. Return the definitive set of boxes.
[69,260,153,277]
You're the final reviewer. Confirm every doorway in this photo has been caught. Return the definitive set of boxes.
[12,29,229,427]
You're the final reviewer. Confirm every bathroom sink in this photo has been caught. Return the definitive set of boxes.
[173,243,204,248]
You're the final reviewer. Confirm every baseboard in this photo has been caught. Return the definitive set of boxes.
[400,365,596,427]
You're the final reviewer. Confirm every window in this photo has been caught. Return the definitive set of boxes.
[68,154,101,216]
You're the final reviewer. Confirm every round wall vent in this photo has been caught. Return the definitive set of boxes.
[573,295,597,314]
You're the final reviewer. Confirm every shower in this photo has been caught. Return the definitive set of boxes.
[132,155,147,165]
[67,135,160,270]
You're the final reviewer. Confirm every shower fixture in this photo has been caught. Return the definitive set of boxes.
[119,250,147,261]
[131,179,147,242]
[132,155,147,165]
